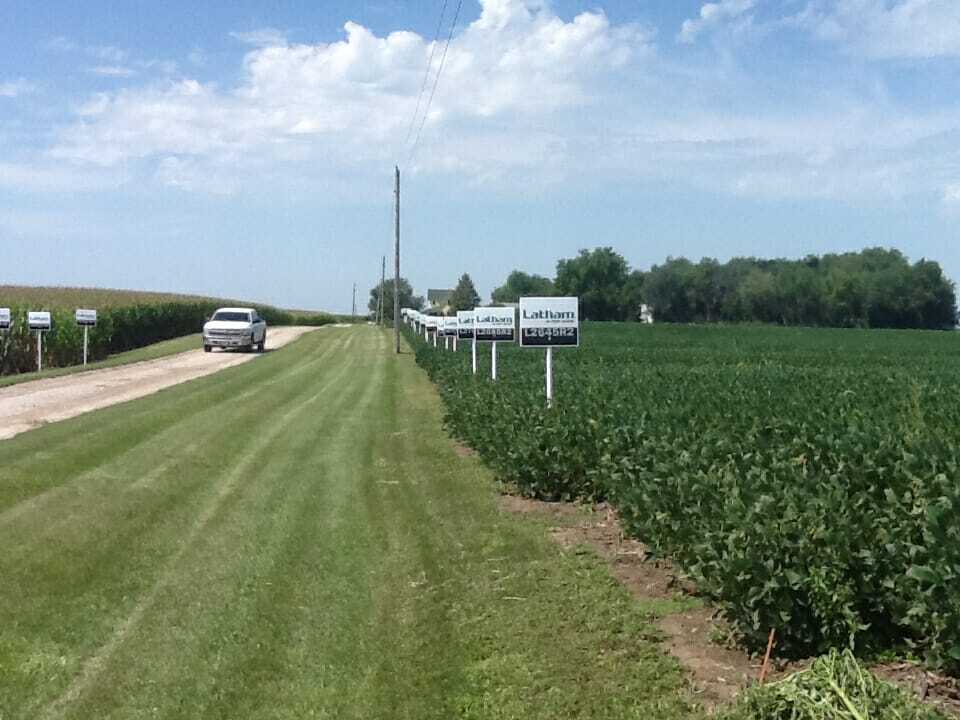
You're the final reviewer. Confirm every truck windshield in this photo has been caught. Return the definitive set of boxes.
[212,312,251,322]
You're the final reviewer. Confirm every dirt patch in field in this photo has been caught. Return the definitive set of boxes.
[874,663,960,717]
[452,441,477,458]
[499,494,758,711]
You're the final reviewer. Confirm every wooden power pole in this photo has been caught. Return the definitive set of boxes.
[394,166,401,353]
[379,255,386,326]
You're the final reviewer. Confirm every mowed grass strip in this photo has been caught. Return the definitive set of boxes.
[0,326,697,720]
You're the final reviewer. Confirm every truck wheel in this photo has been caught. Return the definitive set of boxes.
[258,335,266,353]
[204,345,211,353]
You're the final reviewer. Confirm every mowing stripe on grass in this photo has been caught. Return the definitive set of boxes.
[39,332,361,719]
[1,326,697,720]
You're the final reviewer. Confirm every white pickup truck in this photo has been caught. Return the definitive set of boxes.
[203,307,267,353]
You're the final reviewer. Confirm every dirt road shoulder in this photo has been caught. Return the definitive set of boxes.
[0,326,320,441]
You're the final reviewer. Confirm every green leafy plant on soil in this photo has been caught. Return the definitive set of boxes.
[406,322,960,672]
[718,650,947,720]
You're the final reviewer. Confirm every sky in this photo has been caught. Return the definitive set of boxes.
[1,0,959,312]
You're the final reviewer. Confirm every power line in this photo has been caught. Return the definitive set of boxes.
[408,0,464,167]
[404,0,450,148]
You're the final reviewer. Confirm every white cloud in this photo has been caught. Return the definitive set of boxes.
[89,65,137,77]
[138,59,178,75]
[679,0,756,43]
[944,184,960,205]
[799,0,960,59]
[29,0,960,206]
[229,28,289,47]
[0,79,35,98]
[155,156,239,195]
[0,161,125,193]
[51,0,646,184]
[90,45,128,63]
[43,36,79,52]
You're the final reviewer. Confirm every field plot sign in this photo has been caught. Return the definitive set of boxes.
[75,309,97,326]
[0,308,10,330]
[474,307,516,381]
[459,310,478,373]
[457,311,474,340]
[28,311,52,372]
[474,307,516,343]
[28,311,52,331]
[76,309,97,366]
[519,297,579,347]
[519,297,580,407]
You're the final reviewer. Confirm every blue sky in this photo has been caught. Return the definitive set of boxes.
[2,0,959,312]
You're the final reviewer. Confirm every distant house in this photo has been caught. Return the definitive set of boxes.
[427,289,454,313]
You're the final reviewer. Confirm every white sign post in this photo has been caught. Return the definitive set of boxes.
[457,311,475,372]
[474,307,516,381]
[519,297,579,407]
[0,308,10,331]
[75,309,97,366]
[443,317,458,351]
[28,311,52,372]
[424,316,438,346]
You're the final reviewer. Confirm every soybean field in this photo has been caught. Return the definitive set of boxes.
[410,322,960,672]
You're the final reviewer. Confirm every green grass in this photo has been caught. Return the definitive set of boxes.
[0,325,697,720]
[0,334,202,388]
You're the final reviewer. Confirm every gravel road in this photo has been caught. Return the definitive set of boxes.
[0,326,318,441]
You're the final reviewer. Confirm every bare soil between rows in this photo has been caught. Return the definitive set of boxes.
[497,493,960,717]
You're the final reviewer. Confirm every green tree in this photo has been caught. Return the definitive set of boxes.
[491,271,555,304]
[368,278,423,321]
[448,273,481,312]
[555,247,631,321]
[620,270,647,321]
[908,259,957,329]
[644,257,697,322]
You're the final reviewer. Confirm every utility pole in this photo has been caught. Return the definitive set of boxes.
[379,255,386,326]
[394,165,401,353]
[352,283,357,321]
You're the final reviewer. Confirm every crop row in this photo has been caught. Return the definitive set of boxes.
[407,322,960,671]
[0,301,335,375]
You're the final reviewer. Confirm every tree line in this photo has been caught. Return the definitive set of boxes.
[368,274,481,320]
[370,246,957,329]
[491,247,957,329]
